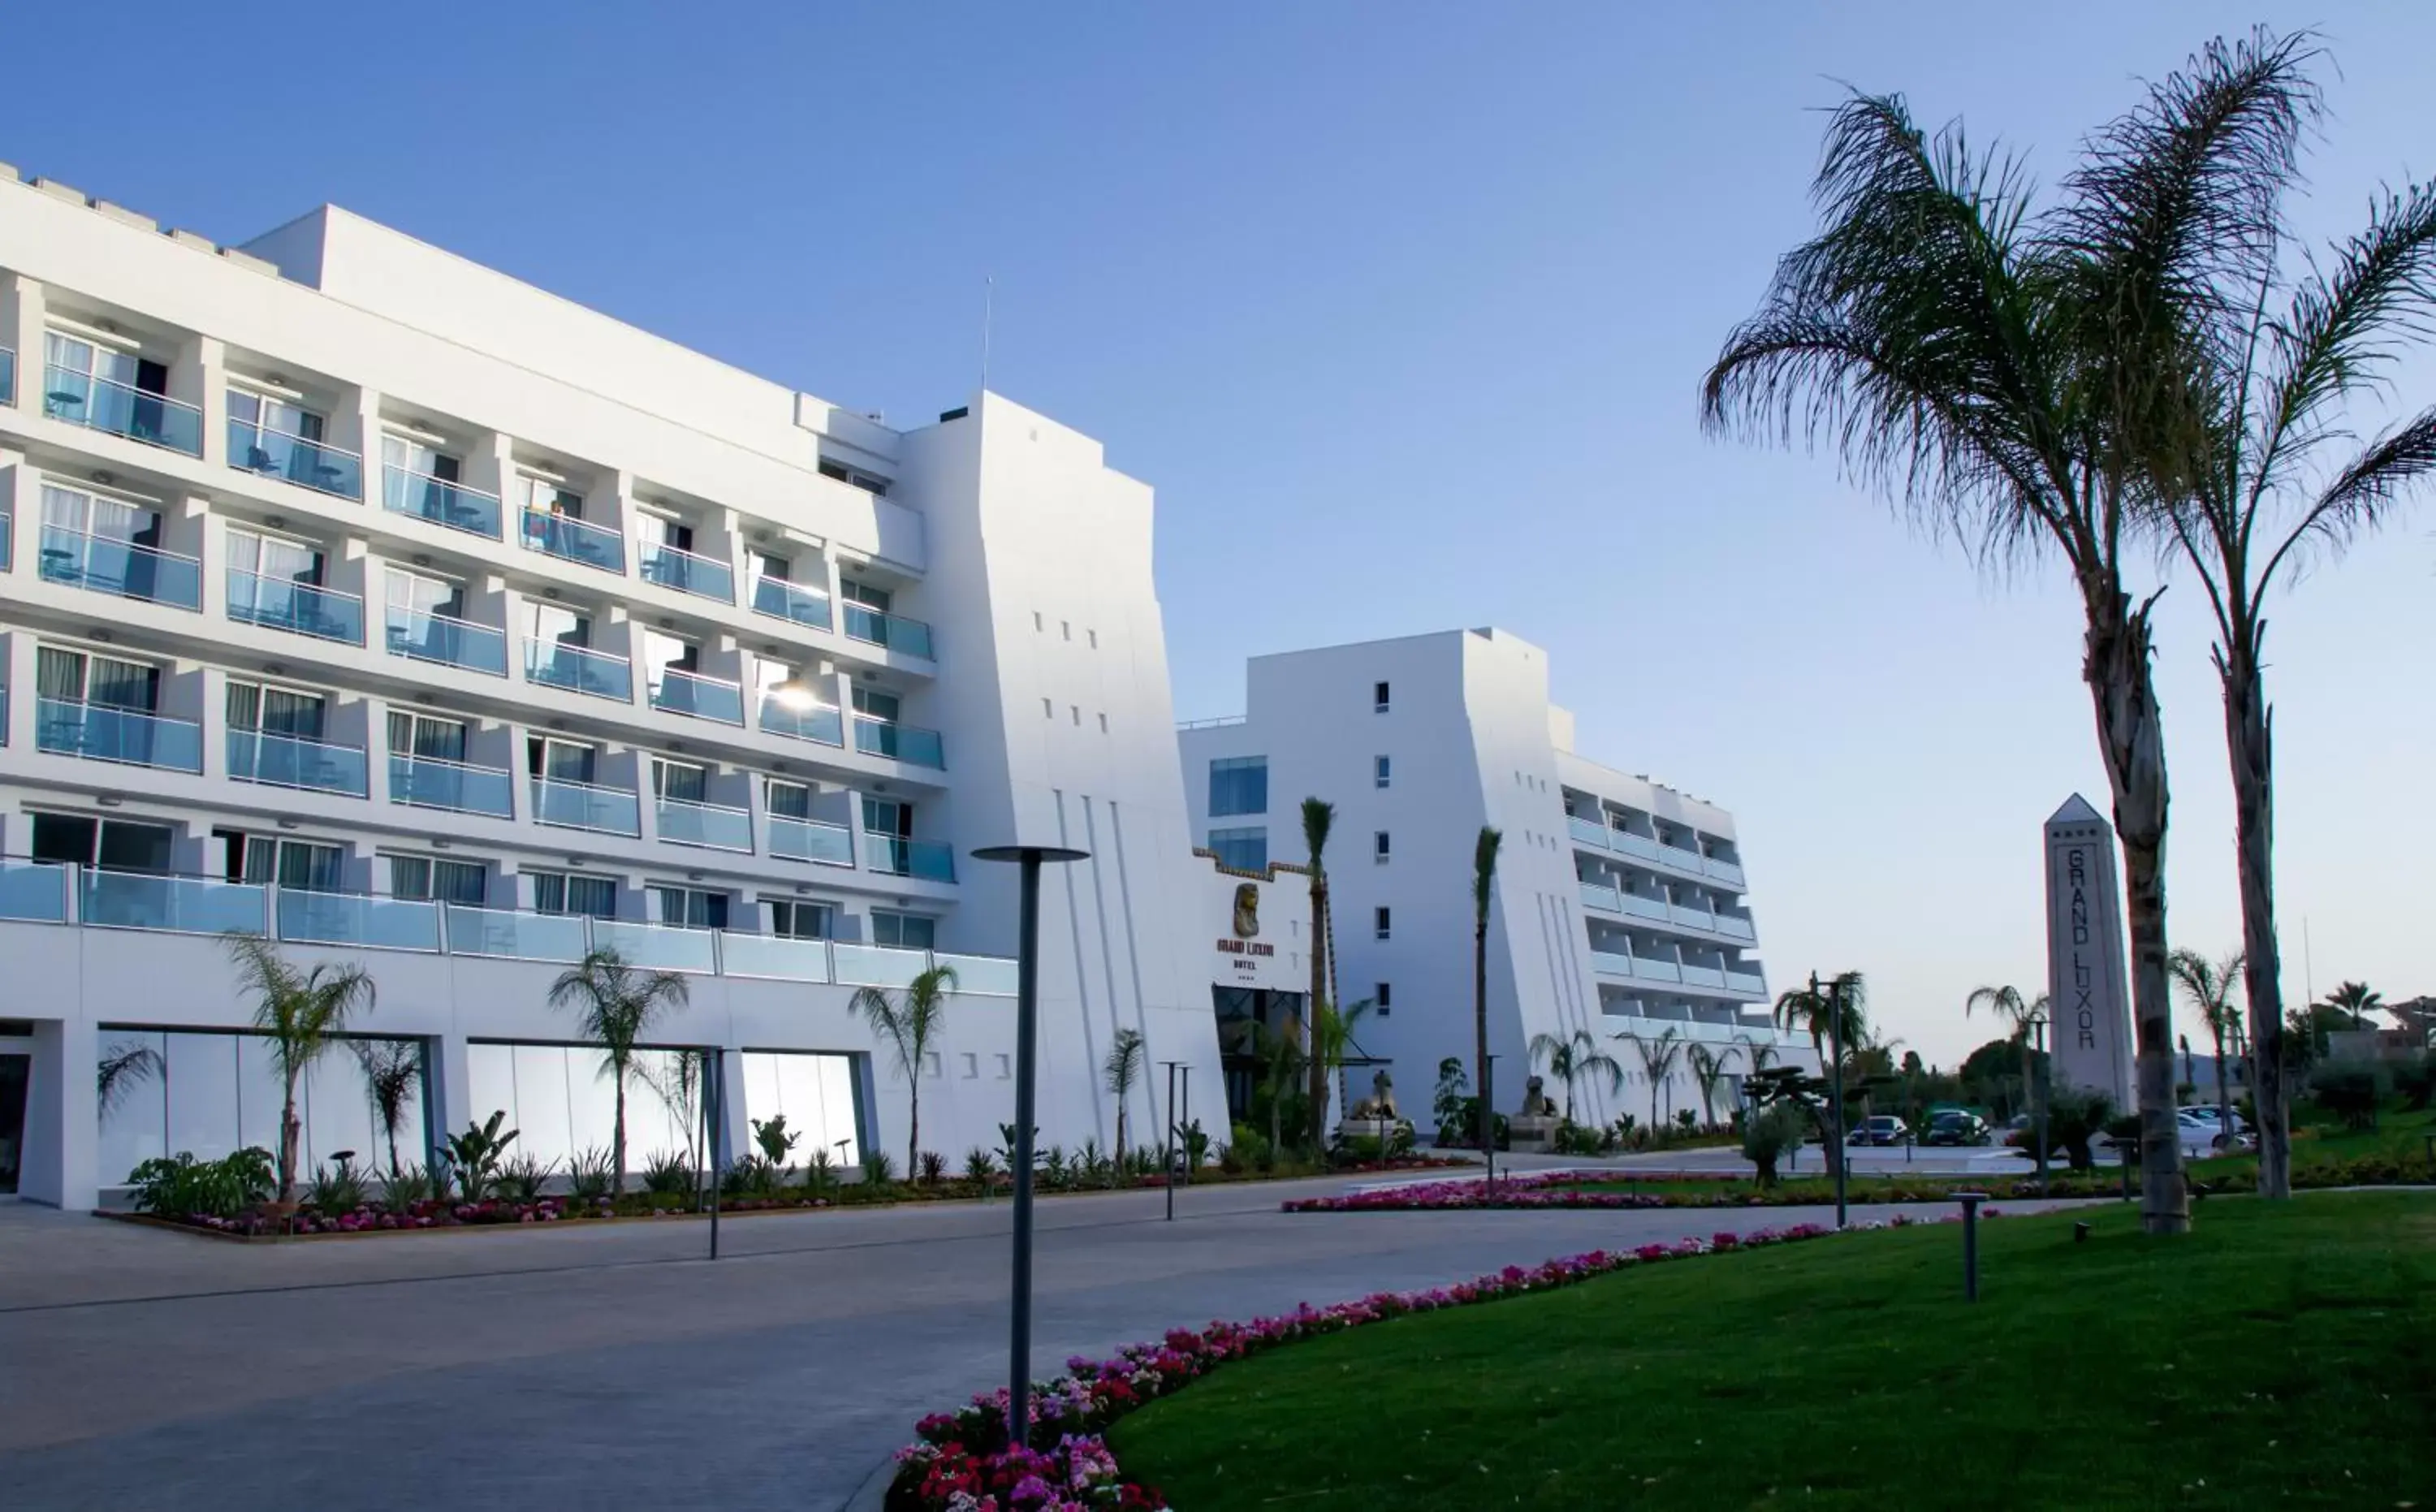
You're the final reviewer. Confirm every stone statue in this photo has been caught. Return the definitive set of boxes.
[1350,1069,1400,1120]
[1519,1074,1558,1119]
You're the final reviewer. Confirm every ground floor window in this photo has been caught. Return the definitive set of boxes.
[94,1030,426,1188]
[459,1043,863,1173]
[741,1050,864,1168]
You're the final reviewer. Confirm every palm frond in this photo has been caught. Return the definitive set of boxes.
[1471,827,1502,914]
[97,1039,163,1117]
[1299,798,1334,868]
[2265,406,2436,583]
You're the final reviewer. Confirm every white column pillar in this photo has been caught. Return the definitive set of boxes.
[716,1045,750,1175]
[423,1030,473,1167]
[19,1015,97,1209]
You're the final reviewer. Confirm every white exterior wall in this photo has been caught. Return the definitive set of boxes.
[0,174,1218,1205]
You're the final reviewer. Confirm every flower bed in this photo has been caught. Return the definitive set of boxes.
[1282,1167,2122,1212]
[887,1220,1893,1510]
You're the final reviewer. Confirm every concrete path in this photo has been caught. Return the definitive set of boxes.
[0,1178,2042,1510]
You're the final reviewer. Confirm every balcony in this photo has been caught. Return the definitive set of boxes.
[1669,903,1721,935]
[520,508,624,574]
[227,568,365,646]
[832,941,933,988]
[769,814,854,866]
[593,918,718,974]
[525,641,633,703]
[277,891,440,952]
[853,716,944,769]
[0,345,14,404]
[0,858,70,922]
[759,695,844,746]
[1679,961,1728,989]
[863,834,955,882]
[1589,949,1682,986]
[719,931,836,982]
[1579,880,1619,912]
[42,365,202,456]
[655,794,753,853]
[1725,967,1768,998]
[1706,856,1747,888]
[1614,832,1664,864]
[382,465,501,539]
[638,539,734,603]
[37,698,204,773]
[82,870,265,934]
[229,730,369,797]
[530,775,641,836]
[932,952,1020,996]
[649,667,744,726]
[388,752,514,819]
[1567,814,1611,850]
[386,607,510,678]
[1712,914,1757,943]
[843,603,933,659]
[227,421,364,501]
[751,574,833,632]
[39,525,203,610]
[445,905,590,962]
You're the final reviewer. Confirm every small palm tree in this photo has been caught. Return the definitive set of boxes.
[1229,1015,1302,1164]
[1687,1043,1741,1128]
[1967,984,2048,1125]
[1104,1027,1147,1164]
[227,935,376,1205]
[1309,997,1376,1135]
[350,1038,423,1178]
[849,963,958,1174]
[1621,1028,1686,1129]
[548,948,690,1195]
[1472,825,1502,1148]
[1300,797,1335,1151]
[1527,1028,1622,1125]
[1775,974,1868,1068]
[2169,949,2245,1151]
[1739,1036,1781,1075]
[2321,981,2384,1029]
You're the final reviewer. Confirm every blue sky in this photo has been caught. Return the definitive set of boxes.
[14,3,2433,1062]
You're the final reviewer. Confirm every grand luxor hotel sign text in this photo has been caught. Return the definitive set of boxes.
[2042,794,2135,1108]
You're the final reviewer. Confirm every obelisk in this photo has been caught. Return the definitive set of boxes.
[2044,795,2136,1110]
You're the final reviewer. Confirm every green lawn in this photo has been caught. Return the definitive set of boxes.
[1110,1194,2436,1510]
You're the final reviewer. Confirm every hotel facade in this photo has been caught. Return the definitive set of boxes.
[1180,629,1810,1131]
[0,170,1230,1207]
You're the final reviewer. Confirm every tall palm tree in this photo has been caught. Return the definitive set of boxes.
[1621,1029,1686,1129]
[1774,974,1868,1069]
[1103,1026,1146,1164]
[350,1038,423,1178]
[1687,1043,1741,1128]
[2168,949,2245,1156]
[1527,1028,1623,1125]
[1299,797,1335,1151]
[849,963,958,1174]
[1966,984,2048,1129]
[227,935,376,1205]
[2321,981,2384,1029]
[1699,54,2291,1232]
[548,947,691,1194]
[2121,38,2436,1202]
[1471,825,1503,1152]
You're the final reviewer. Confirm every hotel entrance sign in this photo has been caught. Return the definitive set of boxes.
[2044,795,2135,1109]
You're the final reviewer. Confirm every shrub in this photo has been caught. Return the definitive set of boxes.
[751,1114,801,1169]
[917,1151,948,1188]
[862,1149,897,1189]
[491,1153,555,1203]
[1228,1121,1268,1172]
[1674,1108,1698,1131]
[2044,1091,2114,1169]
[804,1147,838,1199]
[565,1146,615,1202]
[307,1154,368,1214]
[442,1111,519,1202]
[381,1162,434,1211]
[1181,1120,1212,1171]
[1741,1104,1805,1186]
[641,1149,696,1197]
[2389,1053,2434,1112]
[722,1154,780,1198]
[127,1147,275,1219]
[963,1147,999,1190]
[2308,1063,2389,1130]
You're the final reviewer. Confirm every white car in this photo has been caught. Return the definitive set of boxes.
[2176,1109,2252,1156]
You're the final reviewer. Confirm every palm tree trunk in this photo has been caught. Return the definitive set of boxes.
[2221,642,2291,1198]
[386,1124,401,1182]
[2084,590,2189,1234]
[1115,1103,1127,1167]
[1305,876,1331,1150]
[612,1072,628,1196]
[1473,918,1490,1154]
[279,1074,301,1204]
[908,1084,920,1177]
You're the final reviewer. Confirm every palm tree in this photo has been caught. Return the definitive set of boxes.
[1700,58,2254,1232]
[548,948,691,1195]
[227,935,376,1205]
[1471,825,1503,1151]
[1687,1043,1740,1128]
[1299,797,1335,1151]
[97,1039,163,1119]
[1309,997,1376,1135]
[1229,1014,1303,1164]
[1738,1036,1781,1075]
[1528,1028,1623,1124]
[1104,1026,1146,1164]
[1966,984,2048,1125]
[2169,949,2245,1157]
[849,963,958,1175]
[637,1049,703,1175]
[1621,1029,1685,1129]
[1774,974,1868,1069]
[350,1038,423,1178]
[2321,981,2384,1029]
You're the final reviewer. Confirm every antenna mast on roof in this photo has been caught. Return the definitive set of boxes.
[980,274,995,394]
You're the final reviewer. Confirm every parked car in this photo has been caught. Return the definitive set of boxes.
[2175,1109,2253,1156]
[1847,1115,1910,1146]
[2181,1106,2248,1135]
[1923,1110,1993,1146]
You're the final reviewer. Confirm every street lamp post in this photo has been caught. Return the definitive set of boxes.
[971,842,1089,1454]
[1818,972,1847,1231]
[1158,1059,1191,1220]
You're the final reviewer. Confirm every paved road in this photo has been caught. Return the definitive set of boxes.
[0,1178,2034,1510]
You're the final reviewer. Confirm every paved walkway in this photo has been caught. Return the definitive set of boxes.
[0,1178,2039,1510]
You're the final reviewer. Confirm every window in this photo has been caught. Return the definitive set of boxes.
[818,458,891,496]
[387,709,470,763]
[961,1052,978,1078]
[1207,756,1268,818]
[389,856,487,905]
[1376,982,1393,1015]
[382,434,461,486]
[521,475,585,520]
[1375,755,1391,789]
[650,884,728,931]
[1374,831,1391,862]
[862,795,912,839]
[634,511,694,555]
[766,779,813,820]
[46,330,163,396]
[1069,705,1080,725]
[840,579,892,613]
[214,829,343,891]
[533,871,615,918]
[37,646,160,711]
[30,812,172,873]
[1097,712,1108,732]
[652,758,710,804]
[226,680,327,738]
[1032,611,1043,632]
[870,910,935,950]
[996,1054,1012,1079]
[768,899,833,939]
[1373,680,1390,712]
[1374,906,1392,940]
[226,526,324,590]
[1207,827,1267,871]
[43,479,164,548]
[527,736,598,784]
[228,387,326,470]
[1042,698,1053,719]
[851,685,901,723]
[527,599,592,649]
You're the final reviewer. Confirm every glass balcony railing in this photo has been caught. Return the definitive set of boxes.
[1618,892,1669,923]
[593,918,718,974]
[637,540,734,603]
[37,698,204,773]
[1706,857,1747,888]
[1670,904,1719,934]
[444,905,590,963]
[38,525,204,610]
[853,716,944,769]
[654,795,753,853]
[43,365,203,456]
[520,508,624,574]
[1725,969,1769,998]
[229,730,369,797]
[759,696,844,746]
[525,641,633,702]
[843,603,934,659]
[388,753,514,819]
[382,464,502,539]
[649,667,744,725]
[719,931,834,983]
[530,775,641,836]
[0,858,72,922]
[769,814,853,866]
[862,834,956,882]
[831,941,930,989]
[1579,880,1621,912]
[0,345,15,405]
[750,574,832,631]
[278,891,441,952]
[227,421,364,500]
[1679,962,1728,989]
[387,606,510,677]
[82,870,266,935]
[1713,914,1756,942]
[0,511,11,571]
[1635,955,1684,984]
[932,952,1020,996]
[227,568,365,645]
[1566,815,1611,849]
[1658,837,1707,869]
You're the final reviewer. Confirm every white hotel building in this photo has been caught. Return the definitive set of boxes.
[0,170,1230,1207]
[1180,629,1808,1130]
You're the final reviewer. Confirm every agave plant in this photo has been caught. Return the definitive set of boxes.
[565,1146,617,1203]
